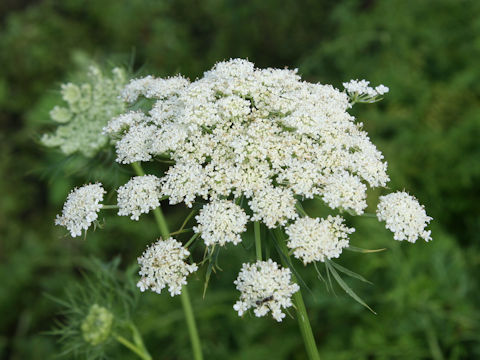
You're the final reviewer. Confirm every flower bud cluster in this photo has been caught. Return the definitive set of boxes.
[343,79,389,103]
[42,66,127,157]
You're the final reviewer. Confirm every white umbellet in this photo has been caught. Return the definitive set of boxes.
[233,260,300,322]
[55,183,105,237]
[193,200,249,246]
[286,215,354,264]
[376,191,432,243]
[137,238,198,296]
[117,175,162,220]
[343,79,389,98]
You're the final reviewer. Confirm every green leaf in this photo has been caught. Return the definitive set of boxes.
[203,246,220,298]
[328,260,372,284]
[325,261,376,314]
[313,261,326,285]
[324,262,336,296]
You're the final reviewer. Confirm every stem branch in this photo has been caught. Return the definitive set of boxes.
[254,221,262,261]
[131,162,204,360]
[273,228,321,360]
[114,334,152,360]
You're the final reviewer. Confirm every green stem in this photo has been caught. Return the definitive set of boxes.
[254,221,262,261]
[152,207,170,239]
[101,204,119,210]
[180,285,204,360]
[170,228,194,236]
[292,291,320,360]
[114,334,152,360]
[185,233,200,248]
[273,228,321,360]
[131,162,204,360]
[131,162,146,176]
[129,322,152,360]
[295,202,308,217]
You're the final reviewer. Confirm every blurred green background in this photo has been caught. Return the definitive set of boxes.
[1,0,479,359]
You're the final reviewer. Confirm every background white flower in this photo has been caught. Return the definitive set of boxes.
[42,66,127,157]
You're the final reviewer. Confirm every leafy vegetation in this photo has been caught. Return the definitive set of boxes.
[1,0,479,358]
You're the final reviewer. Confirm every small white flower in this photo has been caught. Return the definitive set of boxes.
[286,215,354,264]
[320,171,367,215]
[343,79,389,102]
[55,183,105,237]
[103,111,146,136]
[137,238,198,296]
[377,191,432,243]
[233,260,299,322]
[249,187,298,228]
[117,175,162,220]
[121,75,189,103]
[375,84,389,95]
[114,124,158,164]
[161,162,208,207]
[193,200,249,246]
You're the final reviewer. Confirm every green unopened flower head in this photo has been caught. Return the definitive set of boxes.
[42,65,127,157]
[81,304,114,346]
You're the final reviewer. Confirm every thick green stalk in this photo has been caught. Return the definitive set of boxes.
[180,285,203,360]
[131,162,204,360]
[254,221,262,261]
[273,228,321,360]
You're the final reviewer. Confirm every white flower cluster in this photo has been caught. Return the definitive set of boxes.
[42,65,127,157]
[193,200,249,246]
[117,175,162,220]
[286,216,354,264]
[52,58,433,326]
[343,79,389,103]
[343,79,389,96]
[233,260,299,322]
[137,238,198,296]
[55,183,105,237]
[376,191,432,243]
[320,171,367,215]
[107,59,389,228]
